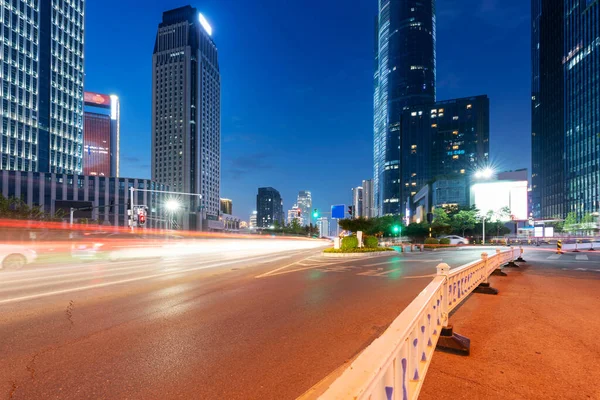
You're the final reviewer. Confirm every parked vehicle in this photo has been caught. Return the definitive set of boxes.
[439,235,469,245]
[0,244,37,270]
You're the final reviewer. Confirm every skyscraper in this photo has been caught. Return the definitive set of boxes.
[220,198,232,215]
[362,179,374,218]
[373,0,436,216]
[1,0,85,173]
[400,96,489,203]
[317,217,330,237]
[531,0,564,219]
[83,92,120,177]
[296,190,312,226]
[563,0,599,218]
[152,6,221,223]
[257,187,283,228]
[352,186,364,218]
[531,0,599,219]
[287,205,301,225]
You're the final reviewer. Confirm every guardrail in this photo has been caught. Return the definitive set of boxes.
[318,246,522,400]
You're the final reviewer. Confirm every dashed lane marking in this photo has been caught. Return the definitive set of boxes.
[576,254,589,261]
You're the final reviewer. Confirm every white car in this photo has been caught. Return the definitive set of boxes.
[440,235,470,245]
[0,244,37,270]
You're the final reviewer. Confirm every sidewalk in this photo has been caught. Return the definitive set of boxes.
[420,259,600,400]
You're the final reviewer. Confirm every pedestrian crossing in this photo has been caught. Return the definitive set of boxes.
[545,253,590,261]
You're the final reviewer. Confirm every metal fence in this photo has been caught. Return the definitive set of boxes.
[319,247,521,400]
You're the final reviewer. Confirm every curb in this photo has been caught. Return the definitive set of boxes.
[321,251,396,258]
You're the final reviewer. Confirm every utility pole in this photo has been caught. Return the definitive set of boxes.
[129,186,135,231]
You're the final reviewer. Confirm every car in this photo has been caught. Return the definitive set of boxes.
[440,235,470,245]
[0,244,37,271]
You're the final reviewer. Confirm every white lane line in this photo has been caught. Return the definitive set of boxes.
[547,254,562,260]
[576,254,589,261]
[0,252,299,305]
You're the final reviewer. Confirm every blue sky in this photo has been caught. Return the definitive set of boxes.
[84,0,531,220]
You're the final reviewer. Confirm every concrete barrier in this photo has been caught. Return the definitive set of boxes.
[317,247,520,400]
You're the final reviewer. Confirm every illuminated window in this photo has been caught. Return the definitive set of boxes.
[411,112,417,116]
[411,173,417,177]
[453,145,459,150]
[453,130,458,135]
[431,124,437,128]
[431,109,437,114]
[411,182,416,186]
[438,108,444,112]
[460,169,465,174]
[452,155,459,159]
[466,104,472,109]
[411,144,417,149]
[453,116,459,120]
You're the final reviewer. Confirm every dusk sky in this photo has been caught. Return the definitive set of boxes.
[85,0,530,220]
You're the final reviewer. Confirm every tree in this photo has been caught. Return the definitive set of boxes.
[431,207,452,236]
[564,212,577,233]
[404,222,430,241]
[451,210,477,236]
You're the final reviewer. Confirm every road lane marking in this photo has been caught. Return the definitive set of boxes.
[0,252,305,305]
[548,254,562,260]
[576,254,589,261]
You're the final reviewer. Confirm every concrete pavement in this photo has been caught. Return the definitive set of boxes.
[0,242,487,400]
[421,249,600,400]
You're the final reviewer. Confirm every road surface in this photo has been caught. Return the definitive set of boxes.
[1,241,495,400]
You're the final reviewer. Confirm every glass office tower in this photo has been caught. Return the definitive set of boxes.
[531,0,565,219]
[1,0,85,173]
[564,0,600,218]
[152,6,221,224]
[373,0,436,216]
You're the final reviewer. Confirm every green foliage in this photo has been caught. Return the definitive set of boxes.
[424,237,439,245]
[341,236,359,250]
[0,194,58,221]
[439,237,451,245]
[364,236,379,248]
[451,210,477,236]
[324,247,395,253]
[431,207,452,236]
[338,216,404,237]
[404,223,430,240]
[564,212,578,233]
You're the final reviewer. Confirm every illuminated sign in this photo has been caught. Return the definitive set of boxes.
[84,92,111,108]
[470,180,529,221]
[198,13,212,36]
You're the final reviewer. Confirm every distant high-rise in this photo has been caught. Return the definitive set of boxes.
[257,187,283,228]
[249,211,258,228]
[287,205,301,225]
[374,0,436,215]
[297,190,312,226]
[83,92,120,177]
[152,6,221,223]
[531,0,599,219]
[317,217,330,237]
[362,179,374,218]
[220,198,232,215]
[1,0,85,173]
[400,96,489,203]
[352,186,364,219]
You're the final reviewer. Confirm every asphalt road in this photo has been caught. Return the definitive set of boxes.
[1,241,499,400]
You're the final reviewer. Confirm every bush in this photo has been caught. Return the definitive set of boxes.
[424,238,439,245]
[364,236,379,248]
[341,236,359,250]
[439,237,451,245]
[324,247,395,253]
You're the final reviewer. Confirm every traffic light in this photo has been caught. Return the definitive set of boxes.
[312,209,319,218]
[426,212,433,224]
[109,200,114,213]
[392,225,401,234]
[297,210,301,217]
[139,214,146,226]
[348,206,353,216]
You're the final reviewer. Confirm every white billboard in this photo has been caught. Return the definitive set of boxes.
[471,180,528,221]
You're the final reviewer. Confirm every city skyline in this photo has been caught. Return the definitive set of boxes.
[82,0,531,218]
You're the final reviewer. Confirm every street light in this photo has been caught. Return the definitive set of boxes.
[474,168,494,179]
[165,199,181,212]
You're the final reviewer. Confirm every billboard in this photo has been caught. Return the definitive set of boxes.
[84,92,111,108]
[331,205,345,219]
[470,180,528,221]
